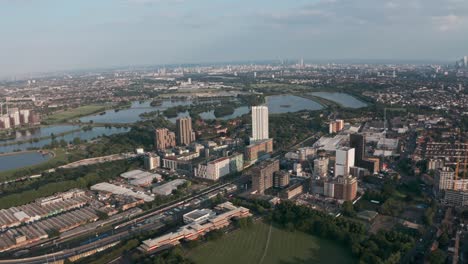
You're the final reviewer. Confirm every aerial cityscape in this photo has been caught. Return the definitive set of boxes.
[1,1,468,264]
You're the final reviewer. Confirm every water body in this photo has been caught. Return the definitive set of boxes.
[0,125,81,144]
[0,152,51,172]
[79,100,194,124]
[199,106,251,120]
[198,95,322,120]
[0,127,129,153]
[266,95,323,113]
[79,95,324,123]
[310,92,367,108]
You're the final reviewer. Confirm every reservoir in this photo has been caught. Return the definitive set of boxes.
[0,152,51,172]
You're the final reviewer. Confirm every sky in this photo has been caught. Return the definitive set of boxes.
[1,0,468,77]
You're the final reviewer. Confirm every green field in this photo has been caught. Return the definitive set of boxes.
[186,221,355,264]
[44,105,106,124]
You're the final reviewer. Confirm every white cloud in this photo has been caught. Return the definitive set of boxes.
[432,14,468,31]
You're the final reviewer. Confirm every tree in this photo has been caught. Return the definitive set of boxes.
[59,139,68,148]
[236,217,253,229]
[72,137,82,145]
[429,249,446,264]
[438,232,450,249]
[342,201,356,217]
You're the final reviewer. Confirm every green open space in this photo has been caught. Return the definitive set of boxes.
[43,105,106,124]
[185,221,354,264]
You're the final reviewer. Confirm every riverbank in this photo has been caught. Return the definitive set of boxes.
[0,150,40,157]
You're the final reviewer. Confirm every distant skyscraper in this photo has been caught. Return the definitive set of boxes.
[250,106,269,143]
[300,58,304,68]
[464,56,468,68]
[176,117,195,146]
[154,128,176,150]
[335,147,355,177]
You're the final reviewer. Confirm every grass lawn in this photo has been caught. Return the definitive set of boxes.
[0,148,69,181]
[186,221,354,264]
[44,105,106,124]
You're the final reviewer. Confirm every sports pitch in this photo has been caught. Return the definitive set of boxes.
[186,221,355,264]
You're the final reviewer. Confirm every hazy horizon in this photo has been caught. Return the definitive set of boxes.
[1,0,468,78]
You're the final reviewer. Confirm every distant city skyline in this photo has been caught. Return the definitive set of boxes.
[1,0,468,78]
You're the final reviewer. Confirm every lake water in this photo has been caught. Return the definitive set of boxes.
[266,95,323,113]
[199,106,251,120]
[0,125,81,144]
[80,95,323,123]
[310,92,367,108]
[0,152,51,172]
[79,100,194,124]
[0,127,129,153]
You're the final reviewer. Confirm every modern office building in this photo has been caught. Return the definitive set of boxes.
[176,117,195,146]
[154,128,176,150]
[335,147,355,177]
[250,106,269,143]
[251,159,280,194]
